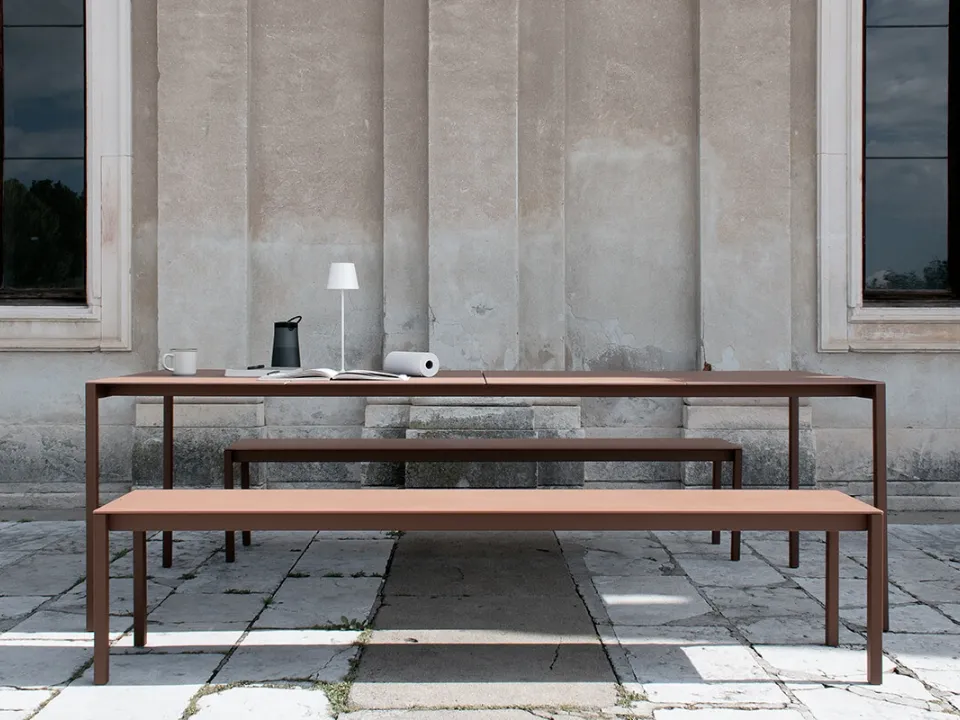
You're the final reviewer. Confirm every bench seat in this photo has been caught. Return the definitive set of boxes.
[91,488,884,686]
[223,437,744,560]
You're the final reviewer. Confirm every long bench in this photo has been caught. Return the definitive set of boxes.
[90,487,884,686]
[223,437,744,560]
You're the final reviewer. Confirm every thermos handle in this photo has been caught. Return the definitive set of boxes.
[287,316,302,325]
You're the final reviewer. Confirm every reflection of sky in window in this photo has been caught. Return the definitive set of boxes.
[4,0,83,25]
[2,9,84,194]
[864,3,949,286]
[866,0,948,25]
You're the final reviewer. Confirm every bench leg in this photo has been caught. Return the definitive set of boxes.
[241,462,251,547]
[730,449,742,562]
[133,531,147,647]
[867,514,884,684]
[788,396,800,569]
[162,396,174,569]
[93,514,110,685]
[711,461,722,545]
[825,530,839,647]
[224,450,235,563]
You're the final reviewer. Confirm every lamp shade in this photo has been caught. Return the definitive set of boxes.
[327,262,359,290]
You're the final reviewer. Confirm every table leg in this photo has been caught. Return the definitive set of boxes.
[825,530,839,646]
[133,531,147,647]
[731,449,742,561]
[873,384,889,631]
[711,461,722,545]
[224,451,235,563]
[789,396,800,568]
[162,396,174,568]
[85,383,101,633]
[93,514,110,685]
[867,513,884,684]
[241,462,252,547]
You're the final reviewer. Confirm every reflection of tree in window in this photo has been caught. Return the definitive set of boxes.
[2,177,84,289]
[0,0,86,303]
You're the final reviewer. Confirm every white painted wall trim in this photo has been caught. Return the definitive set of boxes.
[817,0,960,352]
[0,0,132,351]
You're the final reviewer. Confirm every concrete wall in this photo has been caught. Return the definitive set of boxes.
[2,0,958,509]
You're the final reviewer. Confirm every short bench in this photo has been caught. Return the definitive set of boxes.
[90,487,884,686]
[223,437,743,560]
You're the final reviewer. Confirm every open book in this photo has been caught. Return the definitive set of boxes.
[258,368,408,381]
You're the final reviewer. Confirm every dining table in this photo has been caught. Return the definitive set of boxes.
[84,369,887,632]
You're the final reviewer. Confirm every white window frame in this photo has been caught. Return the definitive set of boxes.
[818,0,960,352]
[0,0,131,351]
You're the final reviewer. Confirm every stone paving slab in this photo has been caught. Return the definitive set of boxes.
[351,531,618,709]
[0,521,957,719]
[592,576,716,626]
[211,629,360,684]
[255,577,383,629]
[32,653,223,720]
[192,686,333,720]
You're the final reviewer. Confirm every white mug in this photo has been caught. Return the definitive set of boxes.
[162,348,197,376]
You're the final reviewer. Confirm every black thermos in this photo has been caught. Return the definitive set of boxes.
[271,315,302,368]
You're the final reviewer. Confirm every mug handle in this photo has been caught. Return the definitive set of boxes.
[161,352,175,372]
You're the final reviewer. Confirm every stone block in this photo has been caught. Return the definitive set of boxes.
[363,403,411,429]
[259,427,362,487]
[135,399,264,428]
[681,428,814,489]
[0,424,132,488]
[403,429,537,489]
[360,426,405,487]
[408,405,535,431]
[133,427,260,489]
[533,405,581,430]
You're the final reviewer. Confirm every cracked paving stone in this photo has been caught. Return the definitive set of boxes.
[699,585,823,619]
[939,604,960,623]
[736,616,863,646]
[614,626,788,706]
[791,576,915,608]
[753,645,896,684]
[290,539,394,577]
[148,591,269,629]
[211,629,360,684]
[341,712,601,720]
[254,577,382,629]
[191,686,333,720]
[112,625,244,653]
[885,633,960,695]
[0,554,85,597]
[792,684,957,720]
[0,597,49,621]
[32,653,223,720]
[893,579,960,605]
[841,603,960,634]
[673,555,787,587]
[592,576,715,626]
[0,637,92,687]
[0,689,52,718]
[581,548,673,577]
[787,673,947,712]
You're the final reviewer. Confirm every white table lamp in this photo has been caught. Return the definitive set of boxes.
[327,262,359,371]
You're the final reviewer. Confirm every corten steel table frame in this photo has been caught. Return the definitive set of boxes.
[90,488,885,686]
[84,369,887,631]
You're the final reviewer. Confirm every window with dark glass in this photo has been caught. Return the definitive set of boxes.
[0,0,85,304]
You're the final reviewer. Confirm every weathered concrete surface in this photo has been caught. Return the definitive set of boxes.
[350,530,619,709]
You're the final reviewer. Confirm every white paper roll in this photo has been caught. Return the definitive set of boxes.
[383,351,440,378]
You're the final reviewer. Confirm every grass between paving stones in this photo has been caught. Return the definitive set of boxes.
[224,588,252,594]
[317,629,370,714]
[615,684,646,706]
[323,572,345,578]
[287,571,310,578]
[310,616,369,631]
